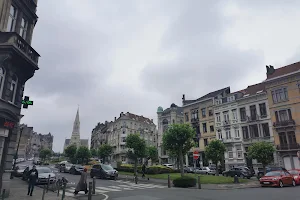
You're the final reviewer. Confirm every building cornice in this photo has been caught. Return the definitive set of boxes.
[182,97,213,108]
[263,70,300,83]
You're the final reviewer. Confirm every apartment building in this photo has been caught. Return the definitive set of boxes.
[107,112,156,163]
[182,87,230,167]
[157,103,184,164]
[90,121,111,149]
[264,63,300,170]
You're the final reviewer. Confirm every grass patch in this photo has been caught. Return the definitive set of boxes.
[118,172,248,184]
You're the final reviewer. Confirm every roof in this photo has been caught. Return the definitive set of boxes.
[161,104,183,116]
[183,87,230,106]
[243,82,266,96]
[266,61,300,80]
[126,112,154,124]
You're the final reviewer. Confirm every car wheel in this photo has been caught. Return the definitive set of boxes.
[292,179,296,187]
[279,180,283,188]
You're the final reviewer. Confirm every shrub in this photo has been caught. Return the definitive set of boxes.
[117,164,176,174]
[173,176,197,188]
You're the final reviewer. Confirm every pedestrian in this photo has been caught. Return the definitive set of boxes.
[27,165,38,196]
[297,151,300,165]
[74,168,88,195]
[142,163,146,178]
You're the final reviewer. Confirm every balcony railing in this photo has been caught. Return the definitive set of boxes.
[247,114,260,122]
[0,32,39,66]
[276,143,300,151]
[222,120,230,126]
[243,136,271,143]
[191,118,199,123]
[273,120,296,128]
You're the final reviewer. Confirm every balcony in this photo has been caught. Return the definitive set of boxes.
[222,120,230,126]
[243,136,271,144]
[247,115,259,122]
[276,143,300,151]
[191,118,199,124]
[0,32,39,68]
[273,120,296,129]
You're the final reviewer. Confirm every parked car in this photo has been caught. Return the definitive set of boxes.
[35,167,56,185]
[237,167,254,177]
[222,167,252,179]
[14,165,28,177]
[184,166,194,173]
[69,165,84,175]
[257,166,287,179]
[90,164,118,179]
[195,167,216,175]
[59,163,72,173]
[259,170,296,188]
[162,164,174,169]
[288,169,300,185]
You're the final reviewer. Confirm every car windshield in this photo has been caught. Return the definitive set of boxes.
[101,164,113,171]
[288,170,299,175]
[75,165,83,169]
[37,168,51,173]
[264,171,281,176]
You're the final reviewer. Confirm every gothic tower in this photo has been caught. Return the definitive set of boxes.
[70,107,81,147]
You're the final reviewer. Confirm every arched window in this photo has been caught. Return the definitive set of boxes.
[0,67,6,96]
[162,119,169,132]
[9,74,18,103]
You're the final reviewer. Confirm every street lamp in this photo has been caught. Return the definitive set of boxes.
[10,127,24,179]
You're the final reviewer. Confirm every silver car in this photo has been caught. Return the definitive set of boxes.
[36,167,56,184]
[195,167,216,175]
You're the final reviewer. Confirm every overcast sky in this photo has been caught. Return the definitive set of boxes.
[21,0,300,152]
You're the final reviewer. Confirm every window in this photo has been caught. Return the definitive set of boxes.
[121,156,126,162]
[6,5,17,32]
[228,147,233,159]
[218,130,222,139]
[0,67,5,96]
[225,130,231,139]
[201,108,206,118]
[202,123,207,133]
[204,139,208,146]
[287,131,297,145]
[209,110,213,116]
[236,145,242,159]
[272,88,288,103]
[122,130,126,134]
[223,111,229,121]
[232,109,237,120]
[250,105,257,120]
[259,103,267,117]
[19,17,28,39]
[9,75,18,103]
[191,110,198,119]
[249,125,259,138]
[261,123,270,137]
[279,132,287,146]
[275,109,292,122]
[121,137,126,142]
[239,108,246,121]
[185,113,189,121]
[216,113,221,122]
[242,126,249,139]
[210,125,214,132]
[172,119,175,124]
[234,129,240,138]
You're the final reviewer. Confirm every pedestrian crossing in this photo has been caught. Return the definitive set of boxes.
[63,180,166,197]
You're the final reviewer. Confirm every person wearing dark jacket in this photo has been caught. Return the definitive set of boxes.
[27,165,38,196]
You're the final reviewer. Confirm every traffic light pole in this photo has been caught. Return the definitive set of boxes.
[10,127,24,179]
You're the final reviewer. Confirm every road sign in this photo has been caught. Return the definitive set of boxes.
[22,96,33,109]
[193,150,199,160]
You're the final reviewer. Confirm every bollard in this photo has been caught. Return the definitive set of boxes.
[198,176,201,189]
[61,183,66,200]
[234,175,239,183]
[1,189,5,200]
[47,174,51,193]
[92,177,96,195]
[167,175,171,188]
[88,182,92,200]
[42,185,46,200]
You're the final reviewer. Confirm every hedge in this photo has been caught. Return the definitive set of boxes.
[117,164,178,174]
[173,176,197,188]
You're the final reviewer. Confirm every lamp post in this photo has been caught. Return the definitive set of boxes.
[10,127,24,179]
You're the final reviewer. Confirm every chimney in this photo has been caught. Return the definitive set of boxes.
[182,94,185,101]
[266,65,275,76]
[151,119,153,122]
[114,117,116,121]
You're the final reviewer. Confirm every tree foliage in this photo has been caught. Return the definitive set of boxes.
[126,133,147,175]
[64,144,77,159]
[98,144,113,163]
[248,141,275,173]
[39,148,52,161]
[146,146,158,165]
[205,140,226,175]
[76,146,91,164]
[90,148,98,157]
[163,124,195,177]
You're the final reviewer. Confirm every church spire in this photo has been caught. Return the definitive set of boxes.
[70,106,80,147]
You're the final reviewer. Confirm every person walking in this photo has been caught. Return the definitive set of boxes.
[74,168,88,195]
[27,165,38,196]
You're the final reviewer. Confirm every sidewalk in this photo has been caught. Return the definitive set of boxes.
[117,174,260,190]
[6,178,75,200]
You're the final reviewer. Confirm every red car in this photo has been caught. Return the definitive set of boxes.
[288,169,300,185]
[259,170,296,188]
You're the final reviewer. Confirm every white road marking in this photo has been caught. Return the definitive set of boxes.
[96,186,122,192]
[108,185,133,190]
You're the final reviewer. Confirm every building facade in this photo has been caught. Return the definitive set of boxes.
[157,103,184,164]
[0,0,40,194]
[16,124,33,160]
[107,112,156,163]
[264,63,300,170]
[182,87,230,167]
[90,121,111,149]
[64,108,89,150]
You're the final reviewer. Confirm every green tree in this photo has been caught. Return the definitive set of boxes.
[146,146,158,165]
[90,148,98,157]
[248,141,275,174]
[76,146,91,164]
[205,140,226,176]
[64,144,77,160]
[98,144,113,163]
[39,148,52,162]
[126,134,147,175]
[163,124,195,177]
